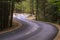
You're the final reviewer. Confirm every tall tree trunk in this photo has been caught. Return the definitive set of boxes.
[10,1,14,27]
[30,0,34,15]
[0,1,11,30]
[36,0,47,21]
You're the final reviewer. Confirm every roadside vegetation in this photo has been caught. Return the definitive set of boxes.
[0,0,60,40]
[14,0,60,24]
[0,0,60,32]
[14,1,60,40]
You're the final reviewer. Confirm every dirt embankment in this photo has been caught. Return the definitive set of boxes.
[54,24,60,40]
[0,19,22,34]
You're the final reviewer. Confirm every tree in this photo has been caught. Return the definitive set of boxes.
[36,0,47,21]
[0,1,11,30]
[0,0,25,31]
[45,0,60,23]
[30,0,34,15]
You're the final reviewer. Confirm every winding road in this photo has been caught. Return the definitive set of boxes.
[0,14,59,40]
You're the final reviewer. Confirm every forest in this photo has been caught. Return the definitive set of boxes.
[0,0,60,40]
[14,0,60,24]
[0,0,60,31]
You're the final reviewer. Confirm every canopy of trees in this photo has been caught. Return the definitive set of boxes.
[0,0,60,31]
[14,0,60,24]
[35,0,60,24]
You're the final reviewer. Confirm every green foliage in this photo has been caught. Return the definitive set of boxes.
[22,1,30,13]
[45,5,58,22]
[14,0,60,24]
[44,0,60,24]
[13,0,25,2]
[15,3,22,10]
[35,0,60,24]
[15,0,31,13]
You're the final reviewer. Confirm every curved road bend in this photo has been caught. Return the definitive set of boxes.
[0,15,59,40]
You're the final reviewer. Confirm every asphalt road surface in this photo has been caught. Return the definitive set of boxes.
[0,15,59,40]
